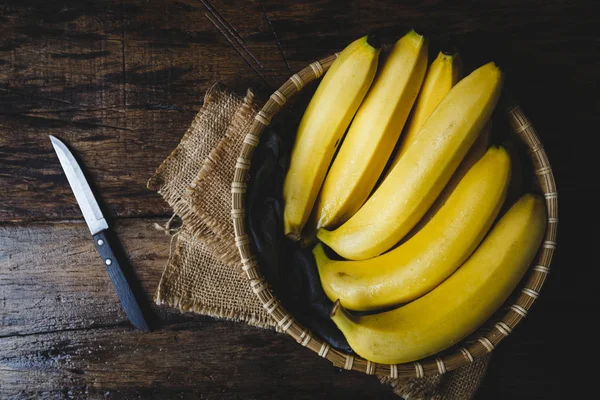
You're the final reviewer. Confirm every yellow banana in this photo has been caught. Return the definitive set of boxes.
[329,194,547,364]
[402,122,491,241]
[388,51,462,170]
[317,62,503,260]
[283,36,380,240]
[314,30,428,230]
[315,147,510,311]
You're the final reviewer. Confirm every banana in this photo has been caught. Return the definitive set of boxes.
[402,121,491,241]
[388,51,462,171]
[315,147,510,311]
[329,194,547,364]
[317,62,503,260]
[283,36,380,240]
[314,30,428,230]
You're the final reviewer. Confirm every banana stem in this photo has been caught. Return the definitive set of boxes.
[330,299,357,333]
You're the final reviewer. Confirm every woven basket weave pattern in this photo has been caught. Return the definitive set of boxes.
[231,54,558,378]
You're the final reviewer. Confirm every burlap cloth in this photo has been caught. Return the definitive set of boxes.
[148,85,491,399]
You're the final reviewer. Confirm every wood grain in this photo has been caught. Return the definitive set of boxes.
[0,322,400,399]
[0,219,167,336]
[0,215,568,399]
[0,219,396,399]
[1,0,595,222]
[0,0,596,398]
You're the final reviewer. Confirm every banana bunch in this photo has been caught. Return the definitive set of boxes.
[318,62,503,260]
[329,195,546,364]
[283,35,380,240]
[282,32,547,364]
[315,147,511,311]
[314,30,428,230]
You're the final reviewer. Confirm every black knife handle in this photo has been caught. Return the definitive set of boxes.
[93,230,150,331]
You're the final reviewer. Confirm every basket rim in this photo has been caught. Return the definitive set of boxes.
[230,53,558,378]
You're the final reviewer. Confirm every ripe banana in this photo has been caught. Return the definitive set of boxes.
[388,51,462,171]
[314,30,428,230]
[315,147,511,311]
[283,36,380,240]
[329,194,547,364]
[402,122,491,241]
[317,62,503,260]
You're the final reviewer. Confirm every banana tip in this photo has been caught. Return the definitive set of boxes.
[330,299,341,318]
[408,28,424,38]
[486,61,502,72]
[285,231,302,242]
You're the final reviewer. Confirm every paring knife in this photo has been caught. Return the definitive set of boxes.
[50,135,150,331]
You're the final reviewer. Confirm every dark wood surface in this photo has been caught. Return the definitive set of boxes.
[0,0,595,398]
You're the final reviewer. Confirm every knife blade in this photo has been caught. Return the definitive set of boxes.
[50,135,150,332]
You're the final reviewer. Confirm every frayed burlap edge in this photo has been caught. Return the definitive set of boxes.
[155,289,275,330]
[153,227,277,330]
[147,83,243,267]
[147,82,226,193]
[183,89,258,266]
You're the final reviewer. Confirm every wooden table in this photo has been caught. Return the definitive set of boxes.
[1,1,595,398]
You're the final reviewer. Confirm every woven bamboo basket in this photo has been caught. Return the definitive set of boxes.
[231,53,558,378]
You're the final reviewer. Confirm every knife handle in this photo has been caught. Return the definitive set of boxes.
[93,230,151,332]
